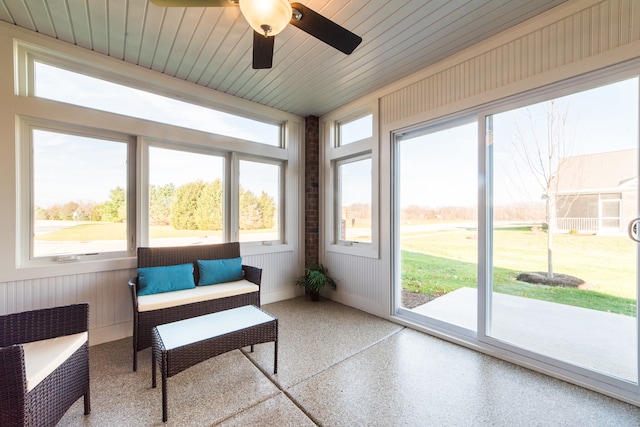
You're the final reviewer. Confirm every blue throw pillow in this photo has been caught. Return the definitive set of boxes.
[137,263,196,296]
[197,257,243,286]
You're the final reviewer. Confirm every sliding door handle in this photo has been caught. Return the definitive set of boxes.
[628,218,640,242]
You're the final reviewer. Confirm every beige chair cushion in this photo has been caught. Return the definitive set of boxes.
[137,279,259,312]
[22,331,88,392]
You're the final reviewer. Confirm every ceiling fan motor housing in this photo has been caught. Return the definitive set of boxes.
[239,0,292,37]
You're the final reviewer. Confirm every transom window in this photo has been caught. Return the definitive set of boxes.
[337,114,373,146]
[34,62,281,146]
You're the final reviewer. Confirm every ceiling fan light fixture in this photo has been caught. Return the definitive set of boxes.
[239,0,292,37]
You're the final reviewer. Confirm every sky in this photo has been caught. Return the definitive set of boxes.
[30,63,639,210]
[34,130,127,207]
[32,63,281,207]
[492,76,638,205]
[398,76,639,208]
[35,62,280,145]
[399,121,477,209]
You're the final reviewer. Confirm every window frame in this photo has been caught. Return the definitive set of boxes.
[11,41,299,275]
[18,118,137,266]
[334,154,373,245]
[16,41,285,149]
[142,140,228,248]
[323,102,379,258]
[236,155,286,246]
[335,113,374,147]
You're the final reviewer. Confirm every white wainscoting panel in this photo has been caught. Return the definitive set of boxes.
[0,251,299,345]
[380,0,640,125]
[0,269,133,345]
[325,251,388,317]
[243,251,301,304]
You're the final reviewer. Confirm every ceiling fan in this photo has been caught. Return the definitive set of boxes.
[149,0,362,69]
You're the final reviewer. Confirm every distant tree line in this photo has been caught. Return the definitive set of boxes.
[37,179,276,231]
[399,203,545,222]
[36,187,126,223]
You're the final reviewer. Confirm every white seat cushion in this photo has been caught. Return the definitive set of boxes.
[22,331,88,392]
[137,279,259,312]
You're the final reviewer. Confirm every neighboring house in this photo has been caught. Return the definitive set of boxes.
[551,149,637,233]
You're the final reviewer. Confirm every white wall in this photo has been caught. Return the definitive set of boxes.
[320,0,640,405]
[0,22,305,345]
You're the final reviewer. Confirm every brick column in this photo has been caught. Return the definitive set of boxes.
[304,116,320,266]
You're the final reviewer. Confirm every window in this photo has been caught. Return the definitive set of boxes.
[148,146,225,247]
[27,126,131,260]
[239,159,282,243]
[337,114,373,146]
[14,44,295,271]
[33,62,281,146]
[324,105,377,256]
[336,157,372,243]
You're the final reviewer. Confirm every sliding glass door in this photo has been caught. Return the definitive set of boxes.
[395,118,478,334]
[394,73,640,388]
[486,77,639,382]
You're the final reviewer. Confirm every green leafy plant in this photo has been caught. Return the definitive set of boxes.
[293,260,337,294]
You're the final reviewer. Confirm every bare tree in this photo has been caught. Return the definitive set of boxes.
[507,99,578,279]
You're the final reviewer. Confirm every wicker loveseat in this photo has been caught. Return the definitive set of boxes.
[0,303,91,427]
[128,242,262,371]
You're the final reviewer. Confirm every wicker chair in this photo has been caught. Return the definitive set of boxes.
[0,303,91,427]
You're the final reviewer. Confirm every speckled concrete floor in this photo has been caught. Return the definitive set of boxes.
[59,296,640,426]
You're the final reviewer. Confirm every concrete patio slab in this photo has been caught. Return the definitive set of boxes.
[411,287,637,381]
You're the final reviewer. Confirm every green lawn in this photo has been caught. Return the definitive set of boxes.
[401,227,637,316]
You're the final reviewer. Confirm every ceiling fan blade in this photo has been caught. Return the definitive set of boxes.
[149,0,236,7]
[253,31,274,69]
[289,2,362,55]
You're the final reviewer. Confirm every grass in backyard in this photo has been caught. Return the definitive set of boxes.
[402,227,636,299]
[35,222,276,240]
[37,222,127,240]
[36,222,223,240]
[401,250,637,317]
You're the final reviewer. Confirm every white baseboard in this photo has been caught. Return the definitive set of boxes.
[329,291,389,318]
[262,287,303,305]
[89,321,131,346]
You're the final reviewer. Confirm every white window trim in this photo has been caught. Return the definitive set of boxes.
[334,153,373,245]
[322,101,379,259]
[139,138,292,253]
[7,38,301,279]
[236,154,286,247]
[17,118,136,267]
[15,40,287,147]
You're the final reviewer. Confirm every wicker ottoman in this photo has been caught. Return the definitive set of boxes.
[151,305,278,422]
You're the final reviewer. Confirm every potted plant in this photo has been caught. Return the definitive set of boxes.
[293,260,337,301]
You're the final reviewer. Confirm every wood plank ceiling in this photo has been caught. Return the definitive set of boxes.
[0,0,567,117]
